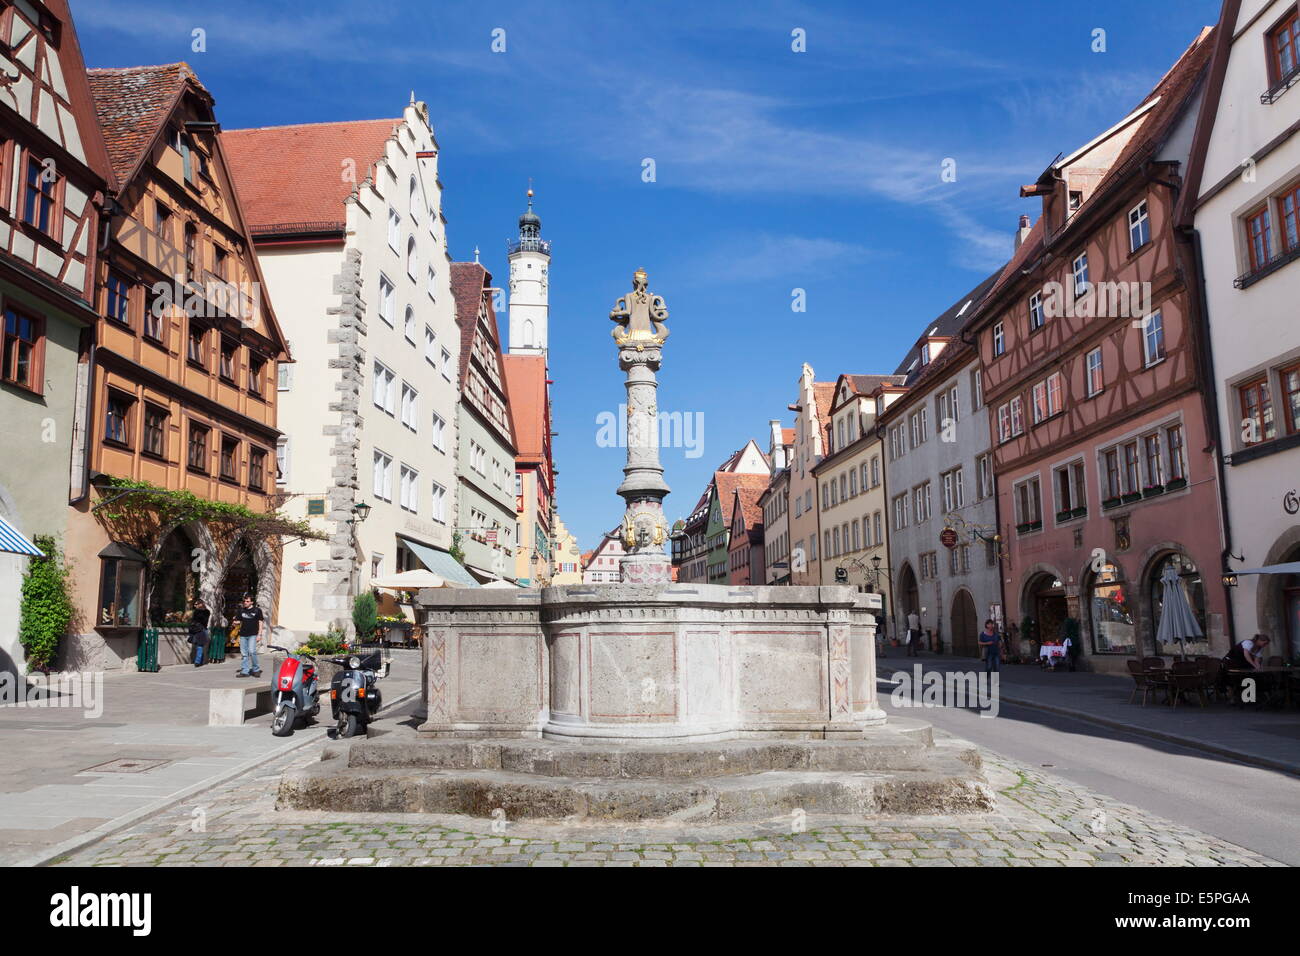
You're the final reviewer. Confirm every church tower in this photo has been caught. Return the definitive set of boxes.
[507,188,550,355]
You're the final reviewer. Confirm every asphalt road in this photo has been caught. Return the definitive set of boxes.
[881,694,1300,865]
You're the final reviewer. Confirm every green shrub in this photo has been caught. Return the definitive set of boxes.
[18,536,74,673]
[352,591,378,640]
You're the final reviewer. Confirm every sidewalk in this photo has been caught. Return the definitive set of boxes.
[0,648,422,866]
[878,653,1300,776]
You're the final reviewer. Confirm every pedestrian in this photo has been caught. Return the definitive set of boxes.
[188,598,210,667]
[978,618,1001,673]
[233,593,266,678]
[906,608,921,657]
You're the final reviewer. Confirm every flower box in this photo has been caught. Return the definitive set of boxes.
[1142,484,1165,498]
[1070,506,1088,519]
[1055,510,1073,523]
[1102,496,1123,510]
[1121,492,1142,504]
[1165,477,1187,491]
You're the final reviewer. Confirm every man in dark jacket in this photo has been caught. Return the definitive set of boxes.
[188,599,211,667]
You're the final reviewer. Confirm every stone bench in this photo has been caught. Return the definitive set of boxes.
[209,683,274,726]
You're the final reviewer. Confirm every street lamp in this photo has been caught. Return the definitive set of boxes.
[352,501,372,524]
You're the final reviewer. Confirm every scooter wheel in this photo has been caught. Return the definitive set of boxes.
[271,702,296,737]
[337,713,359,738]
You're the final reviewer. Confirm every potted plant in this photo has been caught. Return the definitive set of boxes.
[352,591,378,643]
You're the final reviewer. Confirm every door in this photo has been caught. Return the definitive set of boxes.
[950,589,978,657]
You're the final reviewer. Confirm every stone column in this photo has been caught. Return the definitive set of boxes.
[609,270,672,584]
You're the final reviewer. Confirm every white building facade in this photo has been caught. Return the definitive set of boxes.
[226,101,470,637]
[1187,0,1300,654]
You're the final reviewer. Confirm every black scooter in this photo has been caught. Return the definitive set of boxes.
[328,648,385,737]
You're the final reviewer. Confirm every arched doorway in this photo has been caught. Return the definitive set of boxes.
[950,588,978,657]
[1023,572,1067,645]
[897,562,919,639]
[150,526,197,626]
[221,539,259,628]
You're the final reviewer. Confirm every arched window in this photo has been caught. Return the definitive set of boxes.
[404,306,416,344]
[409,176,421,221]
[1087,562,1135,655]
[406,237,417,279]
[522,319,534,347]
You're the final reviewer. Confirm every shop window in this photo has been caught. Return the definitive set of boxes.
[1088,562,1135,655]
[98,550,144,628]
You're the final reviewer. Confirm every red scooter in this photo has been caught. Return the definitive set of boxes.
[268,645,321,736]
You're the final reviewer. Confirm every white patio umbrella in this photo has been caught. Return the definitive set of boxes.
[480,579,524,589]
[370,569,463,590]
[1155,564,1203,660]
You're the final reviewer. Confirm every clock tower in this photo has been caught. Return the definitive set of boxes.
[507,188,550,355]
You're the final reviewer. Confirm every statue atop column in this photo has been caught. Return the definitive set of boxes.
[611,269,672,584]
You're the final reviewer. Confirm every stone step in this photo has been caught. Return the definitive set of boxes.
[343,729,956,778]
[277,757,993,822]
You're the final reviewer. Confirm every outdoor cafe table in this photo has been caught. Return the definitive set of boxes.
[1227,667,1295,708]
[1039,644,1068,661]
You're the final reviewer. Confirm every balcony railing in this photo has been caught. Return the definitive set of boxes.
[1234,244,1300,289]
[1261,64,1300,104]
[507,237,551,256]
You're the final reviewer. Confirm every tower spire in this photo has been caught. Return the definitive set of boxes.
[507,179,550,356]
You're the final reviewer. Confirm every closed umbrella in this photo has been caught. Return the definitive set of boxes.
[1155,564,1203,660]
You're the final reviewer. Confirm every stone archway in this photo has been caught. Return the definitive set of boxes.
[896,561,919,640]
[1020,565,1067,648]
[1256,525,1300,657]
[218,534,279,628]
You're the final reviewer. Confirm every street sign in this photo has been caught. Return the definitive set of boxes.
[940,528,958,549]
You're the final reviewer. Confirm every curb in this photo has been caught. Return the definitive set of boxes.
[877,677,1300,778]
[19,687,422,868]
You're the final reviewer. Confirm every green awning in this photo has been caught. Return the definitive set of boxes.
[399,537,480,587]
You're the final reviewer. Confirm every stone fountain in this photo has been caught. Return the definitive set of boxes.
[279,271,992,821]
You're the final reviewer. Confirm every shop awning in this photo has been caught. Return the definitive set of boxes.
[399,537,480,587]
[0,515,43,557]
[1232,562,1300,576]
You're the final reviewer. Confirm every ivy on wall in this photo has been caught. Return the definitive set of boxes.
[18,535,75,673]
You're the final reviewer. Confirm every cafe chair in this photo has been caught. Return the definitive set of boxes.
[1127,659,1159,706]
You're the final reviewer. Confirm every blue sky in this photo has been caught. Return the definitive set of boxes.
[73,0,1222,553]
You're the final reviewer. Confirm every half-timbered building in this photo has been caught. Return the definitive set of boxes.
[0,0,113,675]
[62,62,289,669]
[968,30,1228,671]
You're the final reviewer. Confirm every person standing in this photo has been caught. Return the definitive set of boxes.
[978,619,1001,673]
[906,609,921,657]
[188,598,211,667]
[233,594,266,678]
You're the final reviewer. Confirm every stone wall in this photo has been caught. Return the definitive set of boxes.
[417,583,883,743]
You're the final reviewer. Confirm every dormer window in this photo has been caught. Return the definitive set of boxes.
[1068,190,1083,215]
[920,343,931,365]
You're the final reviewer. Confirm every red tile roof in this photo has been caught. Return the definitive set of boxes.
[222,118,399,234]
[502,353,548,463]
[715,472,769,526]
[781,428,795,445]
[87,63,203,184]
[733,485,766,532]
[813,381,837,450]
[450,262,490,388]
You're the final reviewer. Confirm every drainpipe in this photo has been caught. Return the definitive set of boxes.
[1178,221,1236,644]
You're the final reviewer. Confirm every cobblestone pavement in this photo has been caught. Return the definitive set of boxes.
[51,735,1285,867]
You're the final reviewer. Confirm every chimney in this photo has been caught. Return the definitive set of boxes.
[769,419,787,471]
[1014,214,1032,252]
